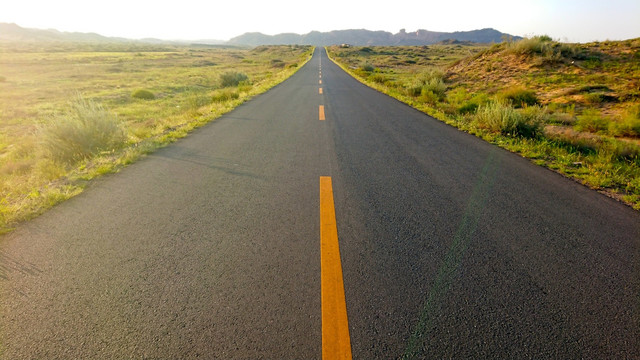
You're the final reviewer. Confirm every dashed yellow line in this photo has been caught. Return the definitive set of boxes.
[320,176,352,360]
[319,88,323,94]
[319,105,325,121]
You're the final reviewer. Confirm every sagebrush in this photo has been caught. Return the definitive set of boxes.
[40,96,127,163]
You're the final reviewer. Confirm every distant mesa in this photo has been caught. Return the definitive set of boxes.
[1,22,520,46]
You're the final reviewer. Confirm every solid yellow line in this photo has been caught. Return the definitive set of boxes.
[320,176,352,360]
[319,88,323,94]
[319,105,325,121]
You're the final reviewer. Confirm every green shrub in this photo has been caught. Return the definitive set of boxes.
[608,140,640,162]
[575,109,608,133]
[220,71,249,87]
[368,73,386,84]
[446,89,489,115]
[405,67,446,99]
[420,67,445,83]
[584,57,602,69]
[498,87,539,108]
[131,89,155,100]
[271,59,285,68]
[458,102,479,114]
[211,89,240,103]
[360,63,375,72]
[507,36,583,61]
[474,101,543,138]
[584,93,605,104]
[508,36,555,56]
[187,93,211,109]
[458,94,490,115]
[40,96,126,163]
[419,90,439,104]
[609,107,640,137]
[421,79,446,100]
[406,79,424,97]
[446,87,470,106]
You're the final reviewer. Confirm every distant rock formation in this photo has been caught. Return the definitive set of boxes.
[228,28,521,46]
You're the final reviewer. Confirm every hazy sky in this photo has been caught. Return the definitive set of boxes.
[2,0,639,43]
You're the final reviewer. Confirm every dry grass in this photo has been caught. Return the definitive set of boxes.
[0,42,313,232]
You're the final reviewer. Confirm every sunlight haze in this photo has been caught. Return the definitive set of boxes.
[2,0,639,42]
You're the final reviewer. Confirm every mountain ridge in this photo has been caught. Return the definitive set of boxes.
[228,28,522,46]
[0,22,520,46]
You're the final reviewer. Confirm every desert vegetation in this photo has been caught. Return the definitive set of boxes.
[0,42,312,232]
[328,37,640,209]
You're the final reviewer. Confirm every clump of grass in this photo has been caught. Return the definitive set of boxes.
[368,73,386,84]
[546,128,602,155]
[131,89,155,100]
[39,96,127,163]
[220,71,248,87]
[608,140,640,162]
[406,67,446,101]
[583,93,605,105]
[360,63,375,72]
[498,87,539,108]
[508,35,555,56]
[474,100,544,138]
[187,93,211,109]
[574,109,608,133]
[445,88,490,115]
[506,35,582,61]
[609,106,640,137]
[211,88,240,103]
[271,59,285,68]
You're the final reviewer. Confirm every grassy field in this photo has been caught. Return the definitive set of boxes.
[0,42,313,233]
[327,37,640,210]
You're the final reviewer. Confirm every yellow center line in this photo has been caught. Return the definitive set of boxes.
[320,176,352,360]
[319,88,323,94]
[319,105,325,121]
[319,79,322,85]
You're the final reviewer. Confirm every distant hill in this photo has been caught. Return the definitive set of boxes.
[0,23,225,45]
[228,28,521,46]
[0,23,128,43]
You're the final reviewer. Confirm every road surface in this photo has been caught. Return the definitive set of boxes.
[1,48,639,358]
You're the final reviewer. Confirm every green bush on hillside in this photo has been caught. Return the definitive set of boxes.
[405,67,447,100]
[40,96,127,163]
[574,109,608,133]
[220,71,249,87]
[507,35,582,60]
[360,63,375,72]
[474,100,544,138]
[609,106,640,137]
[498,87,539,108]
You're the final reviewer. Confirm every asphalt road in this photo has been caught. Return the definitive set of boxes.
[1,48,639,358]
